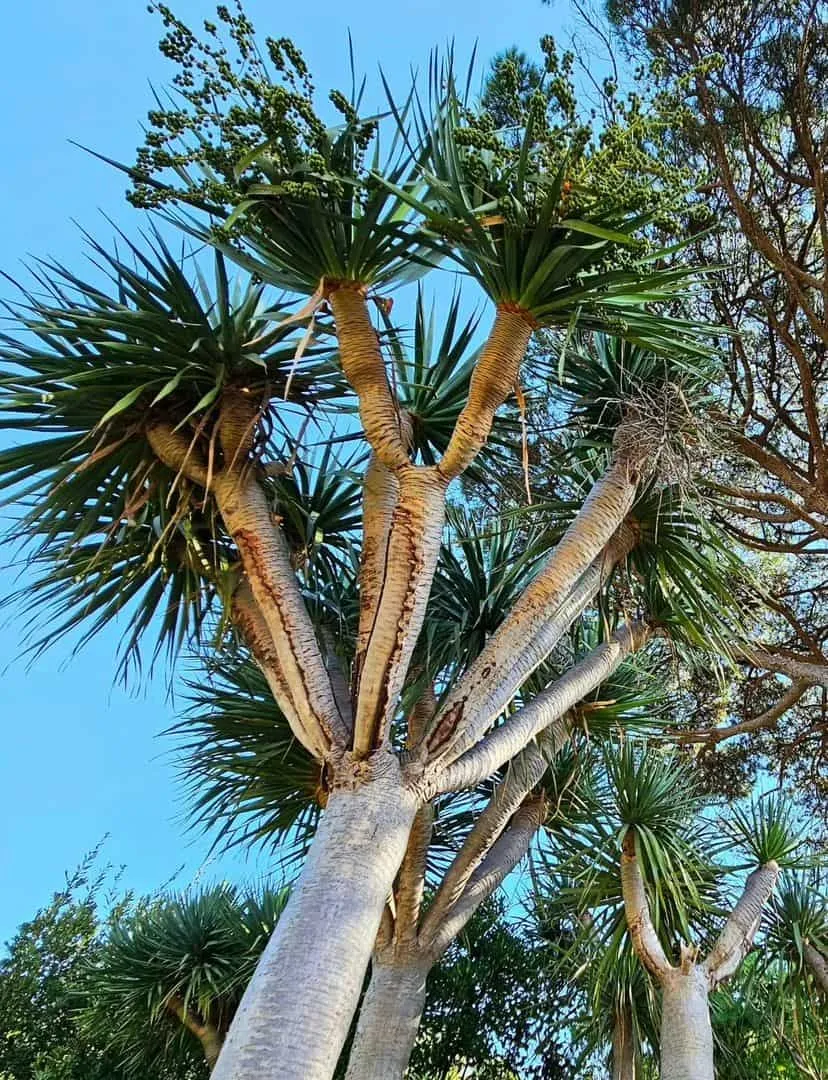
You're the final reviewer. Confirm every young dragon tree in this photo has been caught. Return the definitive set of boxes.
[81,885,289,1075]
[0,7,722,1079]
[614,762,806,1080]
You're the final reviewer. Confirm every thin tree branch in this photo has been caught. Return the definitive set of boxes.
[420,722,569,943]
[675,682,808,747]
[427,794,547,958]
[231,581,328,760]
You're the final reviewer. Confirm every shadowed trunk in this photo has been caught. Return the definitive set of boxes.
[344,955,431,1080]
[211,768,419,1080]
[804,941,828,993]
[612,1003,636,1080]
[659,967,714,1080]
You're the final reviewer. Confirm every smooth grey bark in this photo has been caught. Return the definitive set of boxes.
[659,966,714,1080]
[344,956,431,1080]
[212,768,419,1080]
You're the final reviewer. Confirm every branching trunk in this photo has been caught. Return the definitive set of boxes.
[353,466,446,755]
[424,500,638,764]
[429,795,546,956]
[348,795,544,1080]
[327,284,409,472]
[620,831,671,979]
[659,965,715,1080]
[214,473,348,750]
[432,621,651,793]
[231,581,325,760]
[704,862,779,984]
[212,767,419,1080]
[420,725,565,941]
[344,955,431,1080]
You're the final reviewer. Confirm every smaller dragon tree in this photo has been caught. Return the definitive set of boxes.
[539,741,818,1080]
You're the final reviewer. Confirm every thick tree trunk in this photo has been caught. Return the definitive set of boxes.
[344,955,431,1080]
[212,770,419,1080]
[612,1004,636,1080]
[659,967,714,1080]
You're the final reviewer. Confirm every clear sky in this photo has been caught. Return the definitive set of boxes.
[0,0,580,941]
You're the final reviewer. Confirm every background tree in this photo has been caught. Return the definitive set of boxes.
[591,0,828,811]
[0,853,187,1080]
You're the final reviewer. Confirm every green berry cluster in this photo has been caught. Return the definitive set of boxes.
[131,3,378,217]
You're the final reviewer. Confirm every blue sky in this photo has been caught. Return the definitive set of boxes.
[0,0,582,941]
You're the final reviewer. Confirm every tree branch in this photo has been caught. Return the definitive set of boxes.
[804,941,828,993]
[352,465,447,757]
[704,862,780,986]
[420,722,568,943]
[737,646,828,688]
[231,581,328,760]
[620,831,672,980]
[438,307,534,481]
[394,687,438,943]
[675,681,808,747]
[427,795,547,958]
[431,621,651,794]
[422,497,639,765]
[214,472,349,752]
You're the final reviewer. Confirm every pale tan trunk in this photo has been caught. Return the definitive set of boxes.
[231,582,325,760]
[215,474,345,748]
[344,956,431,1080]
[357,454,400,663]
[327,285,409,472]
[659,967,714,1080]
[439,308,533,480]
[426,511,636,765]
[353,465,446,754]
[434,621,650,793]
[211,767,419,1080]
[703,862,779,983]
[612,1004,636,1080]
[420,727,565,940]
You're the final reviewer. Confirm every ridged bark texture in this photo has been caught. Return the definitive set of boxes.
[612,1005,636,1080]
[357,454,400,664]
[430,796,545,955]
[328,286,409,472]
[704,862,779,984]
[353,466,446,755]
[434,621,650,793]
[659,967,714,1080]
[215,474,345,748]
[421,727,565,941]
[620,833,670,979]
[212,770,419,1080]
[231,582,324,760]
[426,491,637,764]
[344,957,430,1080]
[440,308,533,480]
